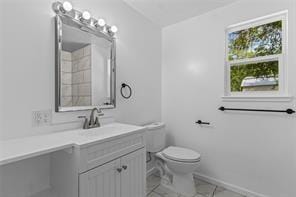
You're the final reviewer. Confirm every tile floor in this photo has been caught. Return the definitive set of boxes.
[146,174,246,197]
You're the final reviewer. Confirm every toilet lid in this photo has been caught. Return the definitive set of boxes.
[162,146,201,162]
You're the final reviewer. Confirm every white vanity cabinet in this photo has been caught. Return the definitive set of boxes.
[120,148,146,197]
[79,158,121,197]
[77,132,146,197]
[0,123,146,197]
[78,133,145,173]
[79,148,146,197]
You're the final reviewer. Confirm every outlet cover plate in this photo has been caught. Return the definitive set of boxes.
[32,110,52,127]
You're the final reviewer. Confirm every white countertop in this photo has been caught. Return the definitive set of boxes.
[0,123,145,166]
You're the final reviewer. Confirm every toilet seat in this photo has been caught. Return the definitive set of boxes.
[162,146,201,163]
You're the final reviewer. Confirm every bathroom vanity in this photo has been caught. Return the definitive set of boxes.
[0,123,146,197]
[0,3,146,197]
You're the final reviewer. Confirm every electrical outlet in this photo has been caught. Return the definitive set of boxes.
[32,110,52,127]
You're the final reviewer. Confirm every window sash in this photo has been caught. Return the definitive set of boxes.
[226,55,284,96]
[226,11,287,61]
[227,20,283,61]
[227,12,286,35]
[228,54,281,67]
[224,11,288,97]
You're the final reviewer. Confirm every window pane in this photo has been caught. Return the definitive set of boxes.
[228,21,282,61]
[230,61,278,92]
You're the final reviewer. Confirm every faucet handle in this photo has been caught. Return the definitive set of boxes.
[78,116,89,129]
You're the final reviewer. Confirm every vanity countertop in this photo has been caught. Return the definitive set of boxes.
[0,123,145,166]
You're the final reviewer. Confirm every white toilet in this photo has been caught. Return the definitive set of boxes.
[145,122,201,197]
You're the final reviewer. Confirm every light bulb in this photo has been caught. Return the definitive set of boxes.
[62,1,72,12]
[82,11,91,20]
[110,25,118,33]
[98,19,106,27]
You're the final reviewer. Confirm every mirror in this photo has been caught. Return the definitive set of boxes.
[55,15,116,112]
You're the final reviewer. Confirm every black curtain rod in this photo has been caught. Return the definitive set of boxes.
[219,106,295,114]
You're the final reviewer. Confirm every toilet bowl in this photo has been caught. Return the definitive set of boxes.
[144,123,201,196]
[156,146,200,196]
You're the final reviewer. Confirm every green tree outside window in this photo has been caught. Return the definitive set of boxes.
[228,20,282,92]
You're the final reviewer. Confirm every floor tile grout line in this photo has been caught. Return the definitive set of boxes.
[147,183,161,196]
[146,174,161,196]
[147,174,245,197]
[211,186,218,197]
[152,184,164,196]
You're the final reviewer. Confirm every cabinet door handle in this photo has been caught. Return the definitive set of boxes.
[117,168,122,173]
[122,165,128,170]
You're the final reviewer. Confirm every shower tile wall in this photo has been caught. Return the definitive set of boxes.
[61,51,73,107]
[61,45,92,107]
[72,45,91,106]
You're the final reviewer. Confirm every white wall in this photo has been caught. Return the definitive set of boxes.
[0,0,161,196]
[162,0,296,196]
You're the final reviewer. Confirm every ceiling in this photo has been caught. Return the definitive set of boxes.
[122,0,238,27]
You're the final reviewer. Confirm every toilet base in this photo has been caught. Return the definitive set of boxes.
[161,172,196,197]
[155,149,200,197]
[173,173,196,196]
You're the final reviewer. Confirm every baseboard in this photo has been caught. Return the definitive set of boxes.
[147,167,158,177]
[193,172,269,197]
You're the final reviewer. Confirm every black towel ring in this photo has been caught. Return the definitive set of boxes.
[120,83,132,99]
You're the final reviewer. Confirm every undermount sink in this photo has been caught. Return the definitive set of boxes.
[78,125,118,136]
[76,123,140,138]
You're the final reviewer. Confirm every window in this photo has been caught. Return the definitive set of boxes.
[225,11,288,99]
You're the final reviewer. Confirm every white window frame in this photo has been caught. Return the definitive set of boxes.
[223,11,291,102]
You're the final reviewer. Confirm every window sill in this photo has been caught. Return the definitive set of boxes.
[221,95,293,102]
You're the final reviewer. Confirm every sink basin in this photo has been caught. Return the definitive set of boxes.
[78,125,119,136]
[74,123,145,146]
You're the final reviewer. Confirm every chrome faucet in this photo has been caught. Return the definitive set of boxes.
[78,107,104,129]
[89,107,102,128]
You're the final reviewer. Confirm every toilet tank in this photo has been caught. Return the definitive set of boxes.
[144,122,166,153]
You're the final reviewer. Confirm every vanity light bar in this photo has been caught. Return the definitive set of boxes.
[52,1,118,37]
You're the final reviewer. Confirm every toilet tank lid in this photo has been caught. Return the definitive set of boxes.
[144,122,165,130]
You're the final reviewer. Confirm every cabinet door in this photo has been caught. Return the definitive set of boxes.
[120,148,146,197]
[79,159,121,197]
